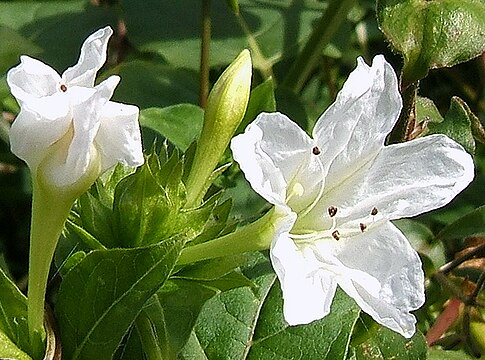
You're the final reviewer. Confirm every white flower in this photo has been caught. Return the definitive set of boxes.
[231,55,474,338]
[7,26,143,189]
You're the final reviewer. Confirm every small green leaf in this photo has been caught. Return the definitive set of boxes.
[415,96,443,125]
[0,328,32,360]
[378,0,485,84]
[0,268,30,356]
[56,239,183,360]
[351,326,427,359]
[427,97,475,154]
[140,105,204,151]
[238,77,277,134]
[436,204,485,242]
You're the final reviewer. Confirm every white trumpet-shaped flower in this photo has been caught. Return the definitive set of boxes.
[231,55,474,337]
[7,26,143,189]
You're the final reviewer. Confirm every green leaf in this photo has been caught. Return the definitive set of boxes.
[428,349,477,360]
[237,77,276,134]
[107,60,199,109]
[0,268,30,356]
[0,329,32,360]
[180,253,361,359]
[427,97,475,154]
[377,0,485,84]
[350,326,427,360]
[435,204,485,242]
[121,0,327,70]
[140,105,204,151]
[0,25,41,74]
[55,239,183,360]
[415,96,443,125]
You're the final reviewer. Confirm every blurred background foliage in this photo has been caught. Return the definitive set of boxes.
[0,0,484,358]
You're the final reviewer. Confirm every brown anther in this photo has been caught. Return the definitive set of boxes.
[332,230,340,241]
[60,84,67,92]
[327,206,337,218]
[371,207,378,216]
[312,146,321,155]
[360,223,367,232]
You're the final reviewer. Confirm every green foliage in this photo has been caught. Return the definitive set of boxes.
[378,0,485,85]
[55,239,183,359]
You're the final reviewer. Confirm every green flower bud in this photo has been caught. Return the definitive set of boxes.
[186,49,252,207]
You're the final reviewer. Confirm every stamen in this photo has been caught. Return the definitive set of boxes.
[327,206,337,218]
[371,207,378,216]
[312,146,321,155]
[360,223,367,232]
[332,230,340,241]
[60,84,67,92]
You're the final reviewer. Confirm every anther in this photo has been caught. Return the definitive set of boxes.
[60,84,67,92]
[360,223,367,232]
[327,206,337,218]
[312,146,321,155]
[332,230,340,241]
[371,207,378,216]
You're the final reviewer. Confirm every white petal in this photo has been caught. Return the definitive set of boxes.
[62,26,113,88]
[313,55,402,190]
[269,207,337,325]
[322,134,474,222]
[326,221,425,338]
[58,76,119,186]
[95,101,144,172]
[7,56,61,103]
[231,112,322,210]
[9,93,71,172]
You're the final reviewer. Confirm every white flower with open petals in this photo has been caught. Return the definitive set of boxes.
[231,55,474,338]
[7,26,143,190]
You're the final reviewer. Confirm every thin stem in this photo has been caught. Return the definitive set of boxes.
[439,242,485,275]
[136,311,163,360]
[199,0,211,108]
[387,81,418,144]
[282,0,356,93]
[177,208,280,265]
[28,181,75,359]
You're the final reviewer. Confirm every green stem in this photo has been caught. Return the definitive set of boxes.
[178,208,281,265]
[282,0,356,93]
[28,180,75,359]
[199,0,211,108]
[136,311,163,360]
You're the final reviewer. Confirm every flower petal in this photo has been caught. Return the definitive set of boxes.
[95,101,144,171]
[7,56,61,103]
[231,112,322,209]
[324,221,425,338]
[270,207,337,325]
[58,76,120,186]
[313,55,402,190]
[9,93,71,172]
[322,134,474,222]
[62,26,113,87]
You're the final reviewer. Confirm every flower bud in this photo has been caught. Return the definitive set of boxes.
[186,49,252,206]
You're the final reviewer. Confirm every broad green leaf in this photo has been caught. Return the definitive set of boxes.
[0,26,41,74]
[0,329,31,360]
[0,1,116,71]
[0,268,30,356]
[140,104,204,151]
[237,77,276,134]
[427,97,476,154]
[377,0,485,84]
[121,0,326,70]
[56,239,183,360]
[180,253,361,359]
[436,204,485,242]
[351,326,427,360]
[108,60,199,109]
